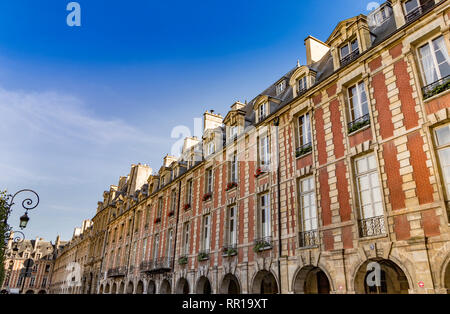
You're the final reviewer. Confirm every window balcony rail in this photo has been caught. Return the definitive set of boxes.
[296,142,312,158]
[253,236,273,252]
[298,230,319,248]
[340,49,360,67]
[348,114,370,134]
[405,0,435,23]
[298,87,308,96]
[422,75,450,100]
[358,215,386,238]
[222,244,238,257]
[197,250,210,261]
[106,266,127,278]
[139,257,173,273]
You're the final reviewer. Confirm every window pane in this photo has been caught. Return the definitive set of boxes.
[435,125,450,146]
[341,45,349,58]
[356,158,368,174]
[404,0,419,14]
[351,39,359,52]
[420,43,438,85]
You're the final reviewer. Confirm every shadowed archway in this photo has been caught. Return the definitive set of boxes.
[176,278,190,294]
[293,266,331,294]
[160,279,171,294]
[252,270,278,294]
[195,276,212,294]
[220,274,241,294]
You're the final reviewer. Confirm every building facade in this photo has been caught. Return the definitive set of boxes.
[55,0,450,294]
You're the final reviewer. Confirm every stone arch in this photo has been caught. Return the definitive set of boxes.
[111,282,117,294]
[160,279,171,294]
[136,281,144,294]
[147,280,156,294]
[25,290,34,294]
[176,277,190,294]
[195,276,212,294]
[99,284,104,294]
[354,258,410,294]
[220,273,241,294]
[126,281,134,294]
[442,255,450,294]
[293,265,332,294]
[38,290,47,294]
[251,270,279,294]
[119,281,125,294]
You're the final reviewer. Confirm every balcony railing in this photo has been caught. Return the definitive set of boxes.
[298,230,319,248]
[222,244,238,257]
[348,113,370,134]
[139,257,173,274]
[358,215,386,238]
[253,236,273,252]
[405,0,435,24]
[340,49,360,67]
[197,250,210,262]
[106,266,127,278]
[296,142,312,158]
[422,75,450,100]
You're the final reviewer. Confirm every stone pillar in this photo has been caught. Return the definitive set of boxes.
[391,0,406,28]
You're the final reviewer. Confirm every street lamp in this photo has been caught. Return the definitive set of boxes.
[19,213,30,230]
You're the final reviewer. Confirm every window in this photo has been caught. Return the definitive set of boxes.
[355,154,383,220]
[419,36,450,86]
[340,39,359,64]
[370,5,391,27]
[30,277,35,287]
[298,113,312,149]
[127,219,132,235]
[348,82,370,131]
[207,141,215,156]
[297,76,308,94]
[229,125,238,141]
[228,206,237,246]
[131,242,137,266]
[170,190,177,213]
[404,0,419,15]
[18,276,23,286]
[259,102,268,121]
[161,176,165,187]
[167,229,174,259]
[435,124,450,198]
[45,265,50,272]
[202,215,211,251]
[205,167,213,193]
[116,248,121,266]
[183,223,190,255]
[276,80,286,95]
[42,277,47,287]
[141,238,148,262]
[259,134,270,167]
[153,234,159,260]
[186,179,193,205]
[157,197,163,219]
[229,152,238,183]
[260,193,271,238]
[135,211,142,232]
[299,177,318,232]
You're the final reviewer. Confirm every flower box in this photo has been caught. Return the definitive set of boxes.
[154,217,161,224]
[202,193,212,202]
[183,203,191,211]
[225,182,238,191]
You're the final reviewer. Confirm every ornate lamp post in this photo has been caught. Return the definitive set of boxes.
[3,189,39,230]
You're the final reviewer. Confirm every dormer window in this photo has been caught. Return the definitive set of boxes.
[258,102,268,122]
[340,39,359,66]
[206,141,215,156]
[276,81,286,95]
[371,5,391,27]
[229,125,238,141]
[297,76,308,95]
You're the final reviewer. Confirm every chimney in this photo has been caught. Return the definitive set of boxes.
[128,164,152,195]
[231,101,246,111]
[34,237,39,250]
[304,36,330,65]
[56,235,61,247]
[203,110,223,133]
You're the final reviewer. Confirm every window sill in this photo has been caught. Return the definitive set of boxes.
[295,151,312,159]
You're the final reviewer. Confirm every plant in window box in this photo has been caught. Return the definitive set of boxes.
[168,210,175,217]
[424,79,450,99]
[296,144,312,158]
[253,240,271,253]
[223,247,237,257]
[183,203,191,211]
[254,167,265,178]
[225,182,238,191]
[178,256,188,265]
[154,217,161,224]
[202,192,212,202]
[198,252,209,261]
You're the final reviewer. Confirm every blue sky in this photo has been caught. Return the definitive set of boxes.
[0,0,374,242]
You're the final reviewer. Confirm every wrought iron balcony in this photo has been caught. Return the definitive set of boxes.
[422,75,450,100]
[358,215,386,238]
[296,142,312,158]
[298,87,308,96]
[340,49,360,67]
[197,250,210,261]
[405,0,435,24]
[106,266,127,278]
[222,244,238,257]
[140,257,173,274]
[298,230,319,248]
[253,236,273,252]
[348,113,370,134]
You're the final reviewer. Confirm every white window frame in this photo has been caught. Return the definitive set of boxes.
[202,215,211,251]
[186,179,193,204]
[418,35,450,86]
[206,167,213,193]
[230,152,238,183]
[298,113,312,148]
[167,229,174,259]
[403,0,419,15]
[434,124,450,198]
[348,81,369,122]
[298,76,308,93]
[259,134,270,167]
[260,193,271,238]
[354,154,384,219]
[340,38,359,60]
[153,234,159,260]
[183,223,190,255]
[170,190,177,212]
[276,80,286,95]
[228,206,237,246]
[299,176,318,232]
[259,102,267,122]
